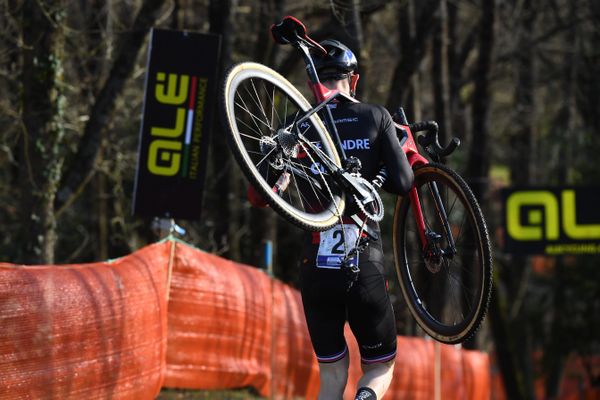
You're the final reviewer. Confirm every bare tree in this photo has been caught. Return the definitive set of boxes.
[488,0,536,398]
[57,0,168,210]
[386,0,441,116]
[16,0,67,264]
[431,0,451,144]
[207,0,240,259]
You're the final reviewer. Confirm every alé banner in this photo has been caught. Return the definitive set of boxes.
[502,187,600,255]
[133,29,221,219]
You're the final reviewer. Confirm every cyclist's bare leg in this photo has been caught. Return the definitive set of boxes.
[356,360,395,398]
[318,352,350,400]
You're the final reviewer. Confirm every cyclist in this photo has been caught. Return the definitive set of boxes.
[249,39,413,399]
[302,39,412,400]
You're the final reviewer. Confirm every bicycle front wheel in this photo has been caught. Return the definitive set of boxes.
[221,62,345,231]
[393,163,492,344]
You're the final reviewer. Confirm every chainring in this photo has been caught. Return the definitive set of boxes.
[352,176,384,222]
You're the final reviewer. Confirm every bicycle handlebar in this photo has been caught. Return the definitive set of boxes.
[409,120,460,158]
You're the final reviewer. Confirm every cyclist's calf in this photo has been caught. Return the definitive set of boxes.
[356,360,395,399]
[317,354,350,400]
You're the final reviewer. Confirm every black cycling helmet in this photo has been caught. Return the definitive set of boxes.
[313,39,358,81]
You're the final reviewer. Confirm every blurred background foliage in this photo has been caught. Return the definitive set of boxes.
[0,0,598,398]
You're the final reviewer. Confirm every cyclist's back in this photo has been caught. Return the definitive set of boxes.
[322,100,412,194]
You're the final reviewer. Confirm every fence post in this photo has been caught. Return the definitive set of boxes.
[435,341,441,400]
[264,240,275,399]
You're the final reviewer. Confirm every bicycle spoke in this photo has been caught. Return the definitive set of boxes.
[286,160,325,188]
[249,79,272,130]
[289,166,312,212]
[241,86,270,134]
[445,276,470,323]
[255,146,278,168]
[284,155,329,212]
[238,131,265,142]
[452,215,469,248]
[224,64,344,231]
[236,94,273,132]
[235,114,269,139]
[262,80,282,128]
[294,164,328,211]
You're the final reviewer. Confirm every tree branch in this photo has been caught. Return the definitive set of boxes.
[56,0,167,209]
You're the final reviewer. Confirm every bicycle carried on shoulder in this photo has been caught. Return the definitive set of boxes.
[220,16,492,344]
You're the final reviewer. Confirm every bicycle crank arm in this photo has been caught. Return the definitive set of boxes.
[339,171,375,200]
[348,214,379,241]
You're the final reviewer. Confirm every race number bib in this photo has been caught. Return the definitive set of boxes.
[316,224,359,269]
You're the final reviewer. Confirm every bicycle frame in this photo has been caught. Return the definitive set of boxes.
[277,19,456,253]
[261,17,490,342]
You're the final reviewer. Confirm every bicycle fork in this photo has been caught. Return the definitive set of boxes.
[409,182,457,270]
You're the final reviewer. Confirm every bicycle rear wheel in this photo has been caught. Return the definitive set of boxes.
[221,62,345,231]
[393,163,492,344]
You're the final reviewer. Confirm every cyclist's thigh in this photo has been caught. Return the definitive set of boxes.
[347,246,397,364]
[300,249,349,362]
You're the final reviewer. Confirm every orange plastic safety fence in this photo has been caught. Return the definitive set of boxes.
[164,242,320,399]
[491,353,600,400]
[0,240,492,400]
[164,241,491,400]
[342,332,490,400]
[0,242,170,400]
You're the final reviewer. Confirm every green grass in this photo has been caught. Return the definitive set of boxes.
[157,388,266,399]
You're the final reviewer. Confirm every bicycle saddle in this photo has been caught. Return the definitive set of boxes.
[271,16,326,54]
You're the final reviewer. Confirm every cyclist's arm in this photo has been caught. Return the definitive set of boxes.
[379,107,414,194]
[247,185,269,208]
[247,173,291,208]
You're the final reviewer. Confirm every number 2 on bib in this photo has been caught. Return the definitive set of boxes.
[316,224,359,269]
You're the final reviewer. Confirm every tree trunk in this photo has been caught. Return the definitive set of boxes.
[545,2,578,396]
[57,0,167,210]
[208,0,239,259]
[96,146,109,261]
[490,0,536,398]
[16,0,66,264]
[386,0,441,114]
[447,2,477,150]
[346,0,366,99]
[576,0,600,141]
[431,0,451,145]
[465,0,495,199]
[246,0,286,269]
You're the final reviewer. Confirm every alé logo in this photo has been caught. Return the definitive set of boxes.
[506,190,600,241]
[147,72,207,178]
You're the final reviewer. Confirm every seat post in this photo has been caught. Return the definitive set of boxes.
[296,43,321,85]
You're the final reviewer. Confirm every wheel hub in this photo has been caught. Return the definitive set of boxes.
[259,136,284,170]
[424,231,445,273]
